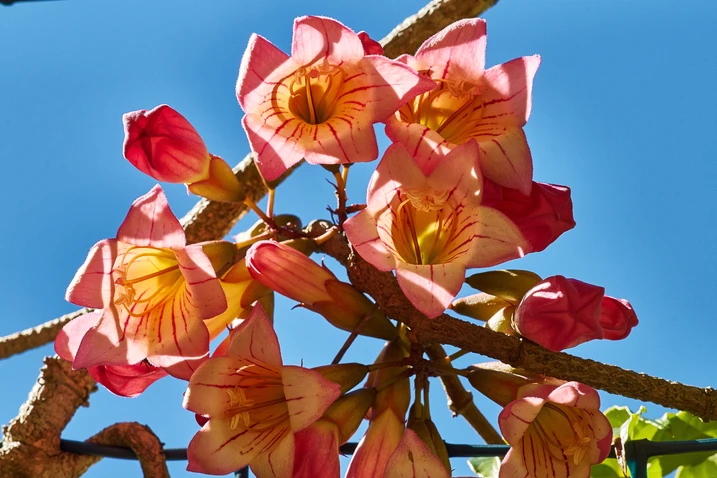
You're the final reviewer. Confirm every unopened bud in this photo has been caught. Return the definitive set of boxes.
[465,269,542,304]
[324,388,377,444]
[313,363,369,394]
[451,292,511,322]
[467,362,538,406]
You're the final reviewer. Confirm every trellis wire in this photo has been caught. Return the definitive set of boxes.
[60,437,717,478]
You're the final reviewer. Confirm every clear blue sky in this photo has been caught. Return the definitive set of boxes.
[1,0,716,476]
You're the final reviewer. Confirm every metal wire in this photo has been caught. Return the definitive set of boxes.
[60,437,717,478]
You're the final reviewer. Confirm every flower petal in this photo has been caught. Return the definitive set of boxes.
[178,244,227,320]
[137,281,211,380]
[183,356,246,416]
[383,119,452,176]
[302,118,379,166]
[116,185,186,248]
[65,239,118,308]
[237,33,293,113]
[396,262,466,319]
[475,126,533,195]
[250,432,295,478]
[55,311,102,361]
[498,395,545,446]
[92,362,167,398]
[281,365,341,432]
[370,143,429,206]
[346,410,404,478]
[292,16,364,65]
[481,55,541,127]
[73,306,147,369]
[414,18,487,82]
[242,113,306,182]
[428,140,483,207]
[227,305,282,369]
[357,56,437,123]
[465,206,530,268]
[186,419,265,475]
[343,210,396,272]
[293,420,340,478]
[384,428,450,478]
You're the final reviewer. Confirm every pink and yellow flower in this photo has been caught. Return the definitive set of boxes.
[183,306,341,476]
[498,381,612,478]
[65,185,227,379]
[236,15,435,180]
[385,18,540,194]
[344,140,529,318]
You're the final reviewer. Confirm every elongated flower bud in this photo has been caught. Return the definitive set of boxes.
[247,240,398,340]
[313,363,369,394]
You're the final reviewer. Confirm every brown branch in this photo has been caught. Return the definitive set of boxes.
[0,356,98,477]
[85,423,169,478]
[0,358,169,477]
[0,308,91,360]
[425,343,503,444]
[0,0,502,362]
[313,225,717,422]
[380,0,499,58]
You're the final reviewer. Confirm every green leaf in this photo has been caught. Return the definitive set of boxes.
[467,456,501,478]
[675,454,717,478]
[651,411,717,474]
[605,405,633,429]
[591,458,626,477]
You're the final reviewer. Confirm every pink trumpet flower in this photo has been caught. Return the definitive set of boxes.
[183,305,341,476]
[55,311,167,397]
[236,15,435,180]
[65,185,227,380]
[599,296,638,340]
[498,381,612,478]
[344,140,529,318]
[385,18,540,194]
[385,429,450,478]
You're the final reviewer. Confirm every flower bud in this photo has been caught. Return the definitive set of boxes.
[467,362,539,406]
[425,417,450,472]
[247,240,397,340]
[465,269,542,304]
[450,292,509,322]
[123,105,245,202]
[313,362,369,394]
[365,339,410,418]
[123,104,210,184]
[324,388,377,444]
[514,275,604,352]
[599,296,638,340]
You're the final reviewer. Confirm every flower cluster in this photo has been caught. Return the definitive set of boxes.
[56,14,639,478]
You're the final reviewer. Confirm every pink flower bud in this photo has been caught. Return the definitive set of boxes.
[514,276,604,352]
[485,181,576,253]
[599,296,638,340]
[123,105,211,184]
[357,31,383,55]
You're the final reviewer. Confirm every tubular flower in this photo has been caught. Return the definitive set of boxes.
[55,312,167,397]
[344,141,529,318]
[123,105,244,202]
[384,429,450,478]
[236,15,436,181]
[245,240,397,340]
[183,306,341,477]
[498,381,612,478]
[514,276,605,352]
[384,18,540,194]
[65,185,227,380]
